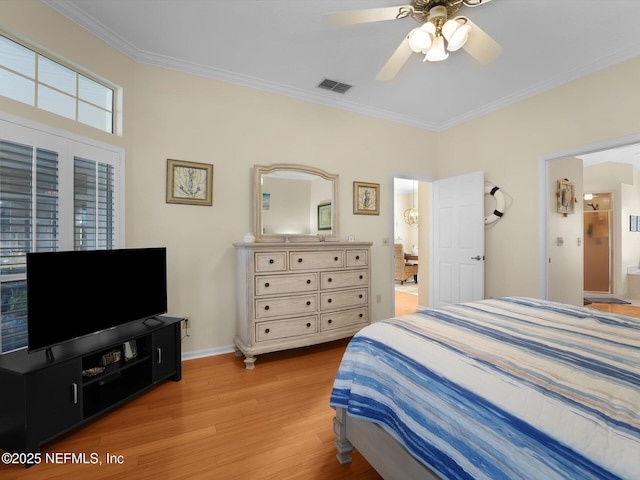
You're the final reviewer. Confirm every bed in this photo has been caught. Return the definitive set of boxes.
[330,297,640,480]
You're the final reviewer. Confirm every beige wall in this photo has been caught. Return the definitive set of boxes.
[621,169,640,297]
[438,56,640,301]
[548,158,584,305]
[129,65,437,354]
[3,1,640,354]
[1,1,437,355]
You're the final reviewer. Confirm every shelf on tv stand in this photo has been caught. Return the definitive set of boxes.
[0,316,183,460]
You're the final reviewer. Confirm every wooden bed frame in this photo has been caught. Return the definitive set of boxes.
[333,407,441,480]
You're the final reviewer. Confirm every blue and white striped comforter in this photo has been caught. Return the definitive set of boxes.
[330,297,640,479]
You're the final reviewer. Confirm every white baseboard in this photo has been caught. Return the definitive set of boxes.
[181,345,235,361]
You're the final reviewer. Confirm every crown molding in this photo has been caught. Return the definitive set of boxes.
[42,0,640,133]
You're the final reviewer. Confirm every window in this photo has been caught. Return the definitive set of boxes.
[0,116,123,353]
[0,34,116,134]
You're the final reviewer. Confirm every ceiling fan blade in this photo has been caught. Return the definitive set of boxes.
[376,35,413,82]
[462,19,502,65]
[326,5,412,27]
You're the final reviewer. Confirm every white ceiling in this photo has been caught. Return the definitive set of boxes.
[43,0,640,133]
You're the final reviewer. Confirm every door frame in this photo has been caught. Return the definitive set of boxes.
[538,132,640,300]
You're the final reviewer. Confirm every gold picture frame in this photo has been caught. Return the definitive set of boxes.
[353,181,380,215]
[166,159,213,206]
[556,178,575,216]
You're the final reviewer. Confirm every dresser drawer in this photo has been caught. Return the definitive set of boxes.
[346,250,368,267]
[320,270,368,290]
[321,308,368,331]
[255,252,287,272]
[289,250,344,270]
[255,273,317,296]
[255,316,318,342]
[320,288,368,310]
[255,294,317,319]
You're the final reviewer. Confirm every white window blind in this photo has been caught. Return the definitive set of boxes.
[0,117,123,353]
[74,157,115,250]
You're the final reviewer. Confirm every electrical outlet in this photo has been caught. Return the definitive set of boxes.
[376,294,382,303]
[182,318,189,329]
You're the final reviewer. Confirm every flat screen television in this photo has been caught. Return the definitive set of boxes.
[26,247,167,353]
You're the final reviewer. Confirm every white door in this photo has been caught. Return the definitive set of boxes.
[431,171,485,307]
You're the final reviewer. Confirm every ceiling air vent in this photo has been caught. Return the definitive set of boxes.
[318,78,352,94]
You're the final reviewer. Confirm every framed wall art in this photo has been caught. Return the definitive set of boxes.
[353,181,380,215]
[556,178,575,216]
[317,202,332,230]
[166,159,213,206]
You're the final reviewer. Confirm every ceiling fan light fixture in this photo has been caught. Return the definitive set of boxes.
[425,35,448,62]
[408,27,433,53]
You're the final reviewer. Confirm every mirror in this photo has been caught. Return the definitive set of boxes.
[254,164,339,242]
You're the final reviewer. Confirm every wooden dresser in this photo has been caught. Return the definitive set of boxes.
[234,242,372,369]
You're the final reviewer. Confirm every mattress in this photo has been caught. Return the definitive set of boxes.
[330,297,640,479]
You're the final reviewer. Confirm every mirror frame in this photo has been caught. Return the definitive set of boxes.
[254,163,339,242]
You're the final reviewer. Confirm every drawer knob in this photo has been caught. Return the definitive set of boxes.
[327,298,332,303]
[359,275,363,280]
[264,305,270,310]
[355,255,360,260]
[297,258,303,263]
[306,279,311,284]
[264,282,270,288]
[359,313,363,318]
[328,319,333,324]
[327,278,332,283]
[306,322,311,328]
[334,256,338,261]
[269,259,274,264]
[265,328,270,334]
[306,301,311,306]
[359,294,363,299]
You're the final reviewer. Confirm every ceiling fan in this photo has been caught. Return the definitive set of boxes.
[326,0,502,81]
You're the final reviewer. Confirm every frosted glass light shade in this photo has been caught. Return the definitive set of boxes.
[425,36,449,62]
[445,21,471,51]
[408,27,433,53]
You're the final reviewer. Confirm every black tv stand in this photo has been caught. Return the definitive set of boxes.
[0,316,182,460]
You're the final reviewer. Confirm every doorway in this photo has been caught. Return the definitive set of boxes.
[392,171,485,315]
[393,177,421,316]
[541,134,640,304]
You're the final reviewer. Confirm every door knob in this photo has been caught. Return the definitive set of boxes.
[471,255,483,260]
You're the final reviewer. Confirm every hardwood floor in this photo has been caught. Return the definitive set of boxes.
[395,291,419,316]
[2,300,637,480]
[584,302,640,317]
[0,340,382,480]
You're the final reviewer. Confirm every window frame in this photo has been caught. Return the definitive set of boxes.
[0,112,125,353]
[0,32,119,135]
